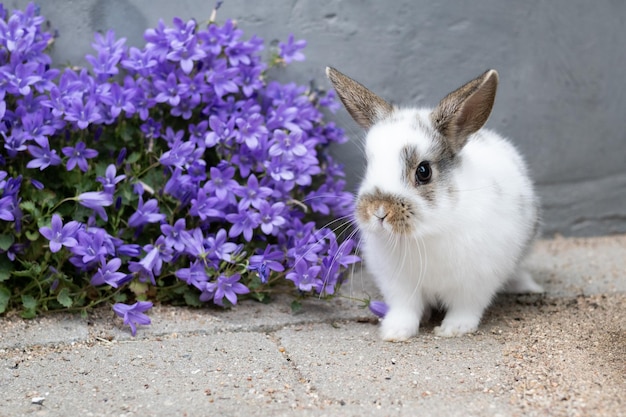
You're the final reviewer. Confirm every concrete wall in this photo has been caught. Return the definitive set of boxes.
[8,0,626,236]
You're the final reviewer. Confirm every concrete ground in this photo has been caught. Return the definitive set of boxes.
[1,235,624,417]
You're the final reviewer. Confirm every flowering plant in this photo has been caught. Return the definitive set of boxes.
[0,3,359,335]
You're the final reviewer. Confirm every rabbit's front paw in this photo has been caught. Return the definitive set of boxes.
[434,317,478,337]
[379,311,419,342]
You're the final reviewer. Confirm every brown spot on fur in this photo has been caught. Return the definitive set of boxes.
[356,188,416,234]
[400,142,457,206]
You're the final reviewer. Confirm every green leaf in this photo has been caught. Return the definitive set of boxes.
[129,280,148,296]
[126,152,141,164]
[12,262,42,278]
[249,291,270,303]
[0,256,12,282]
[21,309,37,319]
[0,234,14,251]
[0,286,10,314]
[119,124,135,142]
[21,294,37,310]
[183,289,202,307]
[56,288,73,308]
[19,201,37,215]
[290,300,302,315]
[25,230,40,241]
[113,292,128,303]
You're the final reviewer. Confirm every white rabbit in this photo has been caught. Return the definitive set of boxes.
[326,67,543,341]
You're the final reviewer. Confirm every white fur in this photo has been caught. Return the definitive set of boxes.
[357,109,541,341]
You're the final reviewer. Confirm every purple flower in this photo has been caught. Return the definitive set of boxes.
[64,97,102,129]
[99,82,136,117]
[286,260,321,292]
[90,258,127,288]
[96,164,126,194]
[175,260,207,290]
[153,72,187,106]
[249,245,285,283]
[180,227,207,259]
[39,214,81,253]
[205,228,238,262]
[128,247,160,285]
[257,201,286,235]
[189,188,225,221]
[204,274,249,306]
[70,229,109,267]
[327,238,360,268]
[140,240,172,277]
[113,301,152,336]
[204,114,236,147]
[278,34,306,64]
[159,138,195,169]
[62,141,98,172]
[206,58,240,98]
[369,300,389,319]
[26,138,61,170]
[225,208,261,242]
[234,174,273,210]
[160,218,187,252]
[205,165,238,201]
[77,191,113,221]
[234,113,267,149]
[166,33,206,74]
[269,130,307,159]
[128,197,166,228]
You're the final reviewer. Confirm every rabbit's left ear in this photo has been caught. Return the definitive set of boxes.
[431,69,499,152]
[326,66,393,130]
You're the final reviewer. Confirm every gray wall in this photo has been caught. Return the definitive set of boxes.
[9,0,626,236]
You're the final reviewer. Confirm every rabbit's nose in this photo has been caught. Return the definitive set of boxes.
[374,206,388,222]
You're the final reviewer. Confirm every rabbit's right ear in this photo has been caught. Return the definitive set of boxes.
[326,67,393,130]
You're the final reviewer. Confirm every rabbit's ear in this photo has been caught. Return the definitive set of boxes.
[326,67,393,130]
[431,69,499,151]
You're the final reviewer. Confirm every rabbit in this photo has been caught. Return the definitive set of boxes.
[326,67,543,341]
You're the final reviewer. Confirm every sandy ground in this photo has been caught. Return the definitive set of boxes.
[0,235,624,416]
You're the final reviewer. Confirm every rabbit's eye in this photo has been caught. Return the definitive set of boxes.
[415,161,432,185]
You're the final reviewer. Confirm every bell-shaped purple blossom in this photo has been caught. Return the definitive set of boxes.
[128,197,166,228]
[203,274,249,306]
[189,188,225,221]
[369,300,389,319]
[38,214,81,253]
[249,245,285,283]
[160,218,187,252]
[234,174,273,210]
[96,164,126,195]
[278,34,306,64]
[62,141,98,172]
[269,130,308,159]
[90,257,127,288]
[206,58,240,98]
[69,229,110,267]
[257,201,286,235]
[204,165,239,201]
[77,191,113,221]
[225,207,261,242]
[205,228,238,263]
[154,72,188,106]
[286,260,322,292]
[63,97,102,129]
[175,260,207,291]
[26,138,61,170]
[113,301,152,336]
[166,33,206,74]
